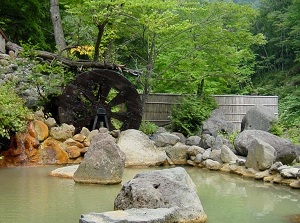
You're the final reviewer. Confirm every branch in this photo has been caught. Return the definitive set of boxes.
[6,41,139,75]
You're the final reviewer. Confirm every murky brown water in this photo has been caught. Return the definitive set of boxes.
[0,166,299,223]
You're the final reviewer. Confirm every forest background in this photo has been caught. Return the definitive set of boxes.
[0,0,299,141]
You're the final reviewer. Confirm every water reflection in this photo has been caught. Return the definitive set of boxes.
[0,166,299,223]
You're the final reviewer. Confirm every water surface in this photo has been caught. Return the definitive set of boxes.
[0,166,299,223]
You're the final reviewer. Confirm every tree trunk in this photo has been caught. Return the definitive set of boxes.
[93,24,106,61]
[50,0,66,51]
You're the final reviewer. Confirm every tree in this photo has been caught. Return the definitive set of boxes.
[283,0,300,63]
[50,0,66,51]
[0,0,54,50]
[60,0,265,98]
[63,0,126,61]
[118,1,265,95]
[254,0,294,72]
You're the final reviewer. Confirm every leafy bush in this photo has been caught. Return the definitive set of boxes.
[29,61,75,101]
[279,93,300,128]
[282,127,300,144]
[18,42,75,108]
[139,121,159,135]
[269,121,283,136]
[170,95,217,136]
[0,82,31,138]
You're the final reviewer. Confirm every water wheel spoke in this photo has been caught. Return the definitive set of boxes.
[111,111,128,122]
[107,91,126,108]
[79,87,97,104]
[99,84,111,103]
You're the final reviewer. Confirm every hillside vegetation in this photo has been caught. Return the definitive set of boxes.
[0,0,299,142]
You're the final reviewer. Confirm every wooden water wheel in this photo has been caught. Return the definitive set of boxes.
[58,69,142,132]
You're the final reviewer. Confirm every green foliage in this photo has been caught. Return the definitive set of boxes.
[0,82,31,138]
[29,61,74,100]
[253,0,299,73]
[63,0,126,61]
[18,41,40,59]
[221,130,240,148]
[0,0,53,50]
[279,92,300,128]
[269,121,283,136]
[139,121,159,135]
[170,95,217,136]
[283,127,300,144]
[17,43,75,107]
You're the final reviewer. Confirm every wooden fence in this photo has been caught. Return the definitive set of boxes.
[142,94,278,131]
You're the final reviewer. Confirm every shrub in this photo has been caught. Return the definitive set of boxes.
[0,82,31,138]
[18,42,75,109]
[170,95,217,136]
[269,121,283,136]
[139,121,159,135]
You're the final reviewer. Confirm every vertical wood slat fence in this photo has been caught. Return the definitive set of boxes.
[142,94,278,131]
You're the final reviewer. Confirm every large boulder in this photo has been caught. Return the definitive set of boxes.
[1,121,40,166]
[33,119,49,141]
[241,105,276,132]
[117,129,167,166]
[234,130,297,164]
[203,159,222,170]
[163,142,189,165]
[73,133,125,184]
[152,132,180,147]
[245,139,277,171]
[39,137,69,165]
[220,145,238,163]
[50,123,75,141]
[114,167,207,222]
[186,135,201,146]
[202,109,234,137]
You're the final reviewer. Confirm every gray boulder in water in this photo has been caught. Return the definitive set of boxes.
[73,133,125,184]
[114,167,207,222]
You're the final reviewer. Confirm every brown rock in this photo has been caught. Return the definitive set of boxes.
[0,122,39,166]
[290,180,300,189]
[79,147,88,154]
[272,175,295,185]
[68,156,83,164]
[66,146,81,159]
[73,134,86,143]
[33,119,49,141]
[83,139,90,147]
[234,166,257,177]
[64,138,84,148]
[39,138,68,165]
[220,163,239,173]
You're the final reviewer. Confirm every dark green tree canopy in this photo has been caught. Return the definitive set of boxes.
[0,0,54,49]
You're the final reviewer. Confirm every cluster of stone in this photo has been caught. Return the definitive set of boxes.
[0,110,98,166]
[0,52,41,107]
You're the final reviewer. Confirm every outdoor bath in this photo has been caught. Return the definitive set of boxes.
[0,166,299,223]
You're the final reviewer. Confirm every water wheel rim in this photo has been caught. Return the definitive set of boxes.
[58,69,142,132]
